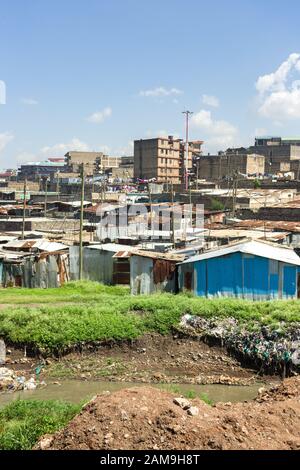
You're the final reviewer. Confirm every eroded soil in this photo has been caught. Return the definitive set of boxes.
[36,377,300,450]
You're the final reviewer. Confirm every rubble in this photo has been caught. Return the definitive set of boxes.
[173,397,191,409]
[187,406,199,416]
[0,367,38,392]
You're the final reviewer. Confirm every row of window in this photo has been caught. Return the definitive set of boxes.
[160,158,178,165]
[160,148,174,155]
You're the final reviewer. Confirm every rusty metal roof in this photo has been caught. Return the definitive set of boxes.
[130,250,185,262]
[112,250,132,258]
[2,239,68,252]
[234,220,300,233]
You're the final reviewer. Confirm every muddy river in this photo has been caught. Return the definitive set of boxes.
[0,379,266,408]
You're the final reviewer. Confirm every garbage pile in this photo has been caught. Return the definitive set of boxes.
[0,367,38,392]
[179,314,300,374]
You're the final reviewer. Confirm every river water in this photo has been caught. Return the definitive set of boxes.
[0,379,266,408]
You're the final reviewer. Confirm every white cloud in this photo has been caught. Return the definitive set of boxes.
[256,53,300,119]
[21,98,38,105]
[41,138,91,156]
[256,53,300,94]
[86,107,112,123]
[191,109,238,150]
[0,132,14,153]
[139,87,183,97]
[202,94,219,108]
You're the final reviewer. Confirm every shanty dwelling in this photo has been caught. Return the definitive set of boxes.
[178,239,300,300]
[130,251,185,295]
[0,239,69,288]
[69,243,133,284]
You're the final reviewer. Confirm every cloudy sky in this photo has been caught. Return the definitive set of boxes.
[1,0,300,168]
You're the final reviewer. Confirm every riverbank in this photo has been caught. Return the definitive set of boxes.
[4,333,266,386]
[0,282,300,376]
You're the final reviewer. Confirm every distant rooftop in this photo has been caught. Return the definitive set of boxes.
[21,160,66,167]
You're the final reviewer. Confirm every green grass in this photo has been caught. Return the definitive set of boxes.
[159,385,214,405]
[0,281,300,353]
[0,399,80,450]
[0,281,128,304]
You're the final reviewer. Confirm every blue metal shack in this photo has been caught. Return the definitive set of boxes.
[178,239,300,300]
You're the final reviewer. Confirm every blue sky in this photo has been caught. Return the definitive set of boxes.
[1,0,300,168]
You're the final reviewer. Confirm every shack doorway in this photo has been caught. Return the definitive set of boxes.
[184,271,192,291]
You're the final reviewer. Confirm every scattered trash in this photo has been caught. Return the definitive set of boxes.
[179,314,300,374]
[24,377,37,391]
[0,366,39,392]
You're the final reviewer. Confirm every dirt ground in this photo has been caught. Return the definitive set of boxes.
[25,334,271,386]
[5,334,273,386]
[35,377,300,450]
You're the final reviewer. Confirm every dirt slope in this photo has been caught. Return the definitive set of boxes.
[36,377,300,450]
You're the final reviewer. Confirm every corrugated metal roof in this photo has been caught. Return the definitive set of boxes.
[206,229,289,240]
[88,243,134,253]
[180,239,300,266]
[234,220,300,233]
[112,250,132,258]
[3,239,68,253]
[58,201,91,207]
[131,250,185,262]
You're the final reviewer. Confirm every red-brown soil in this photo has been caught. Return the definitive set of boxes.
[36,377,300,450]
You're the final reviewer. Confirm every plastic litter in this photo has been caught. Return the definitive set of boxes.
[179,314,300,374]
[0,367,39,392]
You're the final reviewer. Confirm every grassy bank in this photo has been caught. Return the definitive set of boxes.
[0,281,300,353]
[0,400,80,450]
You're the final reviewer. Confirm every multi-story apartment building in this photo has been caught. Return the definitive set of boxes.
[249,136,300,176]
[197,152,265,180]
[134,136,203,184]
[65,151,122,175]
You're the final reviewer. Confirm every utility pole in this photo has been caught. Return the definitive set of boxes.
[79,163,85,280]
[182,110,193,191]
[21,178,27,240]
[170,181,175,248]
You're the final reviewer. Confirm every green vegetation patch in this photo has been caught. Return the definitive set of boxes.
[0,281,300,353]
[0,399,80,450]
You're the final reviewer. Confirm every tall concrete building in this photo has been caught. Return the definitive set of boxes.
[196,136,300,182]
[197,152,265,180]
[65,151,121,175]
[134,136,203,184]
[249,136,300,176]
